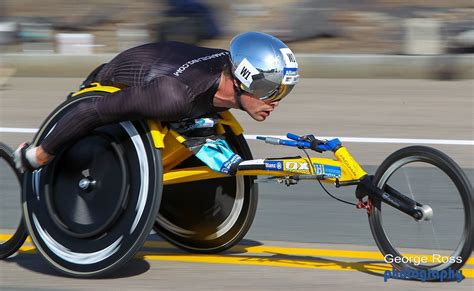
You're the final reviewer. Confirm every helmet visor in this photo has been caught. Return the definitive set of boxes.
[260,84,295,102]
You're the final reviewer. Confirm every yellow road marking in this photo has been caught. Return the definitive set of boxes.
[12,245,474,278]
[0,234,31,243]
[3,233,472,278]
[3,234,473,266]
[137,252,474,278]
[142,241,474,266]
[6,241,473,279]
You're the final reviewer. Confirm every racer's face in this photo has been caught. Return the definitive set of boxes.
[232,79,279,121]
[240,91,279,122]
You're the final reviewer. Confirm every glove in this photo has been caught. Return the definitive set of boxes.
[300,134,324,153]
[301,135,342,152]
[13,143,40,173]
[195,138,242,176]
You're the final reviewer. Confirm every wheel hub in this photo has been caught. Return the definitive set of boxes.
[78,176,96,191]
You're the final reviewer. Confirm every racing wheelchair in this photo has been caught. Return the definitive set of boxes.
[1,84,472,278]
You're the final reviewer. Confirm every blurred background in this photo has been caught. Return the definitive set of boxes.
[0,0,473,54]
[0,0,473,153]
[0,4,472,286]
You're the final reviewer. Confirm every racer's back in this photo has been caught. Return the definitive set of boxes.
[40,42,230,155]
[96,41,229,101]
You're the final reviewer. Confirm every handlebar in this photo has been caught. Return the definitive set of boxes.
[256,133,342,152]
[256,136,311,148]
[286,133,302,141]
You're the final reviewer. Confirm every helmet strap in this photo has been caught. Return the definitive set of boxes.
[233,82,245,111]
[235,89,245,111]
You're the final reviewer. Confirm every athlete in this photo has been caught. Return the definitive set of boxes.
[14,31,299,174]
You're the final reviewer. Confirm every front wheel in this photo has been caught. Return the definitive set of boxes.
[369,146,473,277]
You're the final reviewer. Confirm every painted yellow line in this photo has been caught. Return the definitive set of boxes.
[143,241,474,266]
[137,252,474,278]
[139,252,391,272]
[8,245,474,278]
[0,234,474,266]
[14,245,35,252]
[0,234,31,243]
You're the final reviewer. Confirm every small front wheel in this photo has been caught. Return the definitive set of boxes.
[369,146,473,278]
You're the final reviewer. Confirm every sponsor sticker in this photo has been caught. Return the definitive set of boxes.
[280,48,298,68]
[282,67,299,85]
[313,163,342,178]
[265,161,283,171]
[285,162,309,172]
[239,159,265,166]
[235,58,260,88]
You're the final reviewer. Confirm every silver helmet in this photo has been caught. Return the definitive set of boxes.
[229,32,299,102]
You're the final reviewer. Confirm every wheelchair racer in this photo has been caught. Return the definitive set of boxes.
[15,31,299,175]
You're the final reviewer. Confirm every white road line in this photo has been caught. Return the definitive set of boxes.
[1,128,473,145]
[0,127,37,133]
[245,135,474,146]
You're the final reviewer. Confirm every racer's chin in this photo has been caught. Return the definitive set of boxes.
[255,111,270,121]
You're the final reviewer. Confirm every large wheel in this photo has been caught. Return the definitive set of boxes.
[0,143,27,259]
[22,92,162,278]
[154,128,258,253]
[369,146,473,276]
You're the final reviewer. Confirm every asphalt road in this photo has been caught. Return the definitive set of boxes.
[0,77,473,290]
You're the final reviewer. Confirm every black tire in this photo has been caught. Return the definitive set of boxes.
[0,143,28,259]
[22,92,163,278]
[154,127,258,253]
[369,146,473,276]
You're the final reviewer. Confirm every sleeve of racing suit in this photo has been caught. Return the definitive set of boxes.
[41,76,191,155]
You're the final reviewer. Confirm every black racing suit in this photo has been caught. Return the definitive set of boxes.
[41,41,230,155]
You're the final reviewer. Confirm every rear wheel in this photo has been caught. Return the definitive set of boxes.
[0,143,27,259]
[154,129,258,253]
[369,146,473,277]
[22,92,162,277]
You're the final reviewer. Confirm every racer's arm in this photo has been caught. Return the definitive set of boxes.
[40,76,192,156]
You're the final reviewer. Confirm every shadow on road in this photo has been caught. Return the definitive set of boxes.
[4,236,426,281]
[5,248,151,279]
[139,236,394,279]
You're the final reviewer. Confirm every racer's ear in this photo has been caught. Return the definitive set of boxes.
[233,78,244,91]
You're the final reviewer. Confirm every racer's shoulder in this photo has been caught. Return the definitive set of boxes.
[119,41,228,54]
[150,74,190,91]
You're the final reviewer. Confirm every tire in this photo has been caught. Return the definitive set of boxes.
[0,143,28,259]
[369,146,473,276]
[22,92,162,278]
[154,127,258,253]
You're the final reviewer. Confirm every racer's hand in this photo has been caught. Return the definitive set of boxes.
[13,142,38,173]
[195,138,242,175]
[300,135,325,153]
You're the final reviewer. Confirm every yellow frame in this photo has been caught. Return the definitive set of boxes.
[73,84,368,186]
[161,142,367,186]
